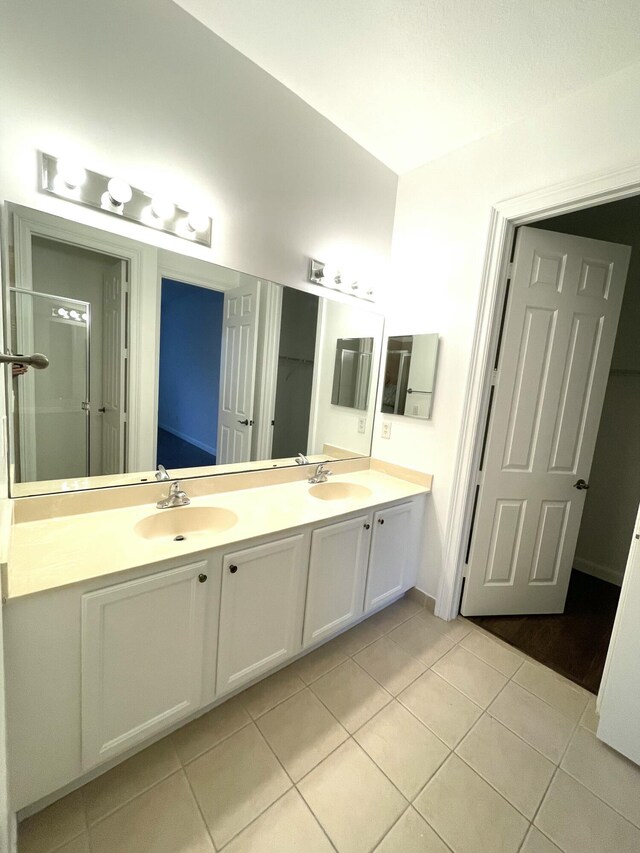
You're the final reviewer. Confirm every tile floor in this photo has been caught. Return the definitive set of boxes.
[18,596,640,853]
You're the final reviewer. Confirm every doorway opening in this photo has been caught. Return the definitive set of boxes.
[156,278,224,470]
[11,235,129,483]
[463,194,640,693]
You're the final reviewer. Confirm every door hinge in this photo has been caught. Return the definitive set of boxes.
[507,262,514,279]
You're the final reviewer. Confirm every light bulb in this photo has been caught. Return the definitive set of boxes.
[69,310,80,320]
[106,177,132,206]
[186,210,209,233]
[56,307,69,318]
[151,196,175,221]
[81,312,88,322]
[56,158,86,189]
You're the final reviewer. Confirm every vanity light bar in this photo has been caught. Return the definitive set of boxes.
[308,258,375,302]
[51,306,88,323]
[39,153,212,248]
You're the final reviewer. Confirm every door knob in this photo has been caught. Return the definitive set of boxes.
[573,479,590,490]
[378,518,385,525]
[237,419,254,426]
[229,564,238,574]
[98,406,106,413]
[364,523,370,530]
[198,573,207,583]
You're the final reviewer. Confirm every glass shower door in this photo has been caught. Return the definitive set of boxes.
[10,289,90,484]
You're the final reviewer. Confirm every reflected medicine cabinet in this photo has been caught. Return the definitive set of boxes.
[381,333,439,419]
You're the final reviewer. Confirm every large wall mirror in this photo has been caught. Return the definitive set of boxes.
[381,333,439,420]
[4,203,384,497]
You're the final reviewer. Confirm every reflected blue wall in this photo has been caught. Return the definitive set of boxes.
[158,278,224,454]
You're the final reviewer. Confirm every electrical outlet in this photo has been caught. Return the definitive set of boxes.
[381,421,392,439]
[357,416,366,434]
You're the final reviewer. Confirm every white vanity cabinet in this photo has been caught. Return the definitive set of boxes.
[364,502,416,613]
[81,559,211,770]
[303,513,372,648]
[216,532,310,695]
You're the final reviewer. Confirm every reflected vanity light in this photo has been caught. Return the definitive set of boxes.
[308,258,374,302]
[40,153,212,247]
[51,305,87,323]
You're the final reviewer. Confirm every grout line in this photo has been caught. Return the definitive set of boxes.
[179,767,218,852]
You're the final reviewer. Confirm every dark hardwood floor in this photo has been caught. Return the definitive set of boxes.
[156,428,216,470]
[467,569,621,694]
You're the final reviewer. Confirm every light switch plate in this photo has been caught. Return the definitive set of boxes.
[381,421,392,439]
[357,416,366,434]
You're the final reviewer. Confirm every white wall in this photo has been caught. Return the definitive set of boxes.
[533,198,640,585]
[376,60,640,598]
[0,0,396,294]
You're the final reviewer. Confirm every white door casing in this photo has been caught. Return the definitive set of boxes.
[597,502,640,764]
[101,259,128,475]
[217,277,261,464]
[462,227,630,616]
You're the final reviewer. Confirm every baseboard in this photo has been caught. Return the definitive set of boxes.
[406,586,436,613]
[158,425,216,457]
[574,557,623,588]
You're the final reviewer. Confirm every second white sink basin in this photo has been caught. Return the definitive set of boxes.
[135,506,238,541]
[309,482,372,501]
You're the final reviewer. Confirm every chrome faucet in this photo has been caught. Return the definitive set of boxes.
[157,481,191,509]
[308,463,332,484]
[295,452,309,465]
[155,464,170,481]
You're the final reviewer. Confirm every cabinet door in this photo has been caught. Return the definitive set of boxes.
[303,514,371,648]
[364,503,413,612]
[81,560,208,770]
[217,534,308,695]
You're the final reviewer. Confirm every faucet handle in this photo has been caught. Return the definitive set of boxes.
[155,464,170,481]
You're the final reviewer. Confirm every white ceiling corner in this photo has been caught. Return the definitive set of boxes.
[172,0,640,174]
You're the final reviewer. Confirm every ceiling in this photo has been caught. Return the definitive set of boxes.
[173,1,640,175]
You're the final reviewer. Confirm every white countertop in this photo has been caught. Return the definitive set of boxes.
[7,469,430,600]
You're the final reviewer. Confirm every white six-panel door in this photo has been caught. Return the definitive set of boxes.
[462,227,630,616]
[217,277,261,464]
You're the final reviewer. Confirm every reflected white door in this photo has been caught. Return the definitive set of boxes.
[101,259,127,475]
[217,278,261,464]
[597,502,640,764]
[462,227,630,616]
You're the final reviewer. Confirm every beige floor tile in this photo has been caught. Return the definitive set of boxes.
[456,715,555,819]
[18,790,86,853]
[535,769,640,853]
[310,658,391,733]
[414,754,528,853]
[416,610,472,644]
[367,596,423,633]
[388,616,456,667]
[185,724,290,848]
[224,788,333,852]
[290,637,348,684]
[256,688,348,781]
[238,666,305,719]
[375,807,451,852]
[488,682,575,763]
[460,629,524,677]
[298,739,407,853]
[89,771,213,853]
[83,736,180,825]
[579,695,599,734]
[561,726,640,827]
[520,827,562,853]
[354,635,426,695]
[171,695,251,764]
[355,701,449,799]
[398,670,482,748]
[513,661,589,722]
[333,618,385,657]
[50,835,91,853]
[432,645,508,708]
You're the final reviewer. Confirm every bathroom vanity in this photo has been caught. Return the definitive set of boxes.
[3,462,430,812]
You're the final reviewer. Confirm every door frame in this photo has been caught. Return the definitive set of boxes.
[5,205,158,476]
[436,162,640,621]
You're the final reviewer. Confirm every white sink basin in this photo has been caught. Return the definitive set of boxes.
[135,506,238,541]
[309,482,372,501]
